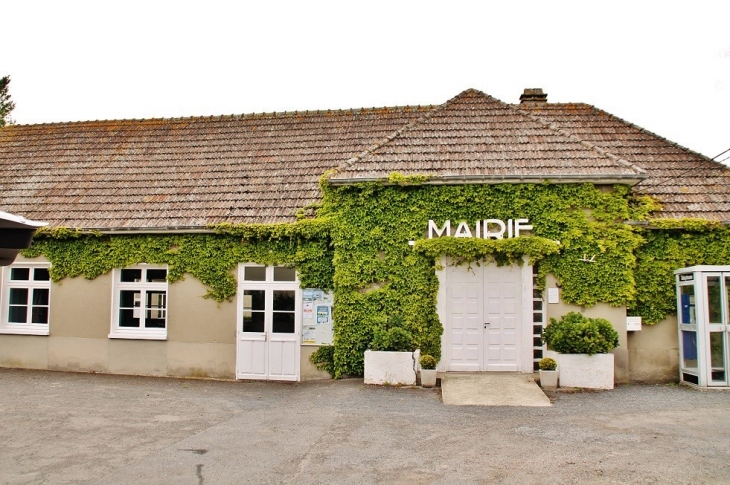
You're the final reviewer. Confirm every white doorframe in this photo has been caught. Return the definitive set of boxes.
[236,264,301,381]
[437,257,533,373]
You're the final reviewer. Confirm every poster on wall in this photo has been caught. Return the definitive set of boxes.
[302,288,334,345]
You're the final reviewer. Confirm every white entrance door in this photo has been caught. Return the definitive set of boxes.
[441,260,529,372]
[236,265,301,381]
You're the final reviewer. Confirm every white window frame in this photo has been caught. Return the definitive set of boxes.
[110,265,168,340]
[0,262,51,336]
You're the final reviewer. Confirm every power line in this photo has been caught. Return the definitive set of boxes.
[711,147,730,160]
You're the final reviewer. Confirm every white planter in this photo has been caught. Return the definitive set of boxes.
[538,369,558,390]
[557,353,614,389]
[420,369,437,388]
[364,350,417,385]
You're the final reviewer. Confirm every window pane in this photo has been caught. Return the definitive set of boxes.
[243,290,265,311]
[121,269,142,282]
[32,288,49,306]
[243,311,265,332]
[680,285,696,324]
[272,312,295,333]
[119,290,140,308]
[119,309,140,327]
[146,269,167,283]
[145,291,167,327]
[33,267,50,281]
[9,288,28,305]
[31,307,48,324]
[682,330,698,369]
[244,266,266,281]
[8,306,27,323]
[710,332,725,382]
[10,268,30,281]
[273,291,295,311]
[273,266,296,282]
[707,276,722,324]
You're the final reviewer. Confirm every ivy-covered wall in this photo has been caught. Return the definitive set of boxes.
[320,180,652,377]
[21,179,730,380]
[23,223,334,301]
[631,221,730,324]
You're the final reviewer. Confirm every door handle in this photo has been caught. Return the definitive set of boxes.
[484,323,490,328]
[263,332,267,342]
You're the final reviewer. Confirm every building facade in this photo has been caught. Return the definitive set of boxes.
[1,88,728,383]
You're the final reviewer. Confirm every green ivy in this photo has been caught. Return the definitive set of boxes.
[319,180,648,377]
[631,224,730,324]
[23,228,334,301]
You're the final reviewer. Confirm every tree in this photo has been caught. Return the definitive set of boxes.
[0,75,16,127]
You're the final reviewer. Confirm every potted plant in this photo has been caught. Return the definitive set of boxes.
[541,312,619,389]
[364,315,418,385]
[419,354,438,388]
[538,357,558,390]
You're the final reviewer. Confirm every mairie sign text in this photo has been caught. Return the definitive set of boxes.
[428,219,533,239]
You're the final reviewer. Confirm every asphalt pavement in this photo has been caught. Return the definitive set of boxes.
[1,368,729,484]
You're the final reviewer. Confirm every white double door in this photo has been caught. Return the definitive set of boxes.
[440,260,531,372]
[236,267,301,381]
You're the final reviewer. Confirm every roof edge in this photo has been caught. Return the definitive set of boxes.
[328,173,647,186]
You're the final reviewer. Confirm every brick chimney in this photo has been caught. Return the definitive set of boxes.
[519,88,548,104]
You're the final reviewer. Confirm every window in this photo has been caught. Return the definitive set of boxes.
[0,263,51,335]
[110,266,168,340]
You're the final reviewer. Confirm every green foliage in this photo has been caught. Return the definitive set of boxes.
[370,315,416,352]
[631,224,730,324]
[320,180,645,376]
[419,354,437,370]
[22,230,333,301]
[538,357,557,371]
[414,236,560,266]
[309,346,336,377]
[0,75,15,127]
[542,312,620,355]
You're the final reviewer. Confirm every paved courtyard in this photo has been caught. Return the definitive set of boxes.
[1,368,730,484]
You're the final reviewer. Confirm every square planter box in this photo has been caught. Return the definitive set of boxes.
[364,350,416,385]
[557,353,614,389]
[539,369,558,390]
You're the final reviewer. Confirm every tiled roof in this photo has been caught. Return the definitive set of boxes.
[1,89,728,229]
[330,90,646,183]
[516,103,730,221]
[0,107,430,228]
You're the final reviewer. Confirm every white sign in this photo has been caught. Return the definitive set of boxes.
[428,219,533,239]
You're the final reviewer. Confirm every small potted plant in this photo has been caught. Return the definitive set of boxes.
[419,354,438,388]
[538,357,558,390]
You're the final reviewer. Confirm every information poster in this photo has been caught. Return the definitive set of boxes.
[301,289,334,345]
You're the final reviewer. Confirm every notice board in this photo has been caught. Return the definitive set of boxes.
[302,288,334,345]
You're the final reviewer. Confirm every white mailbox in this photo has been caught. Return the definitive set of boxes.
[626,316,642,332]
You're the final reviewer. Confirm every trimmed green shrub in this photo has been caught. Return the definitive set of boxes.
[538,357,557,371]
[419,354,437,370]
[541,312,619,355]
[370,315,416,352]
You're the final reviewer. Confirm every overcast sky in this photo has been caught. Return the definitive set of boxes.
[3,1,729,162]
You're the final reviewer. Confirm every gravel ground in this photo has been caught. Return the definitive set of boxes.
[1,368,729,484]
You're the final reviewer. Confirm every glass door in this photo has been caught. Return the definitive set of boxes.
[705,275,726,386]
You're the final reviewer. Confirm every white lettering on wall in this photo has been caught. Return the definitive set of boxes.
[428,220,451,238]
[427,219,533,239]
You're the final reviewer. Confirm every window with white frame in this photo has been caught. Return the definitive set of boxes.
[0,263,51,335]
[110,266,168,340]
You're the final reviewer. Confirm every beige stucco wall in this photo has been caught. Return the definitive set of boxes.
[1,262,330,381]
[628,316,679,382]
[300,345,333,380]
[545,275,629,384]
